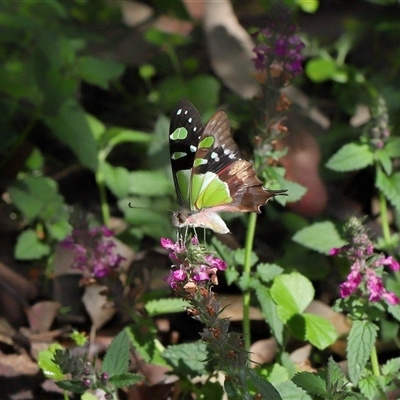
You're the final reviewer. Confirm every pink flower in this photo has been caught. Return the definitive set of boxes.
[383,292,400,306]
[366,270,384,302]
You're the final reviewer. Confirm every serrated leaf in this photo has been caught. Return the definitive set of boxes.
[347,320,378,384]
[381,357,400,375]
[326,143,373,172]
[15,229,50,260]
[109,373,142,388]
[276,380,312,400]
[44,99,98,170]
[270,272,314,322]
[233,249,259,267]
[358,376,379,400]
[128,170,173,197]
[376,148,392,175]
[292,221,346,254]
[102,330,130,376]
[162,341,209,378]
[292,372,328,397]
[145,298,188,317]
[303,314,337,350]
[75,56,124,89]
[326,357,345,393]
[344,393,369,400]
[376,169,400,212]
[256,263,283,283]
[255,284,284,345]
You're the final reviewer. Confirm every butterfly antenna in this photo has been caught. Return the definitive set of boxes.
[128,203,175,214]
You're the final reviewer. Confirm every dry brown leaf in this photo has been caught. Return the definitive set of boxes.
[25,301,61,333]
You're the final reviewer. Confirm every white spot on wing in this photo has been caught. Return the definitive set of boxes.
[228,153,235,159]
[188,117,192,123]
[177,108,182,115]
[193,127,197,132]
[211,152,220,162]
[190,145,197,152]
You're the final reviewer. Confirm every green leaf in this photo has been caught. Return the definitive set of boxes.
[106,127,153,150]
[163,341,209,378]
[25,148,44,171]
[326,357,346,393]
[292,372,328,397]
[388,302,400,322]
[56,380,86,393]
[381,357,400,375]
[275,179,307,205]
[376,169,400,212]
[376,148,392,175]
[81,393,98,400]
[128,170,173,197]
[38,345,64,380]
[187,75,220,114]
[347,320,378,384]
[44,99,98,170]
[101,163,131,198]
[256,263,284,283]
[15,229,50,260]
[255,285,284,345]
[86,113,106,141]
[306,58,337,82]
[326,143,374,172]
[246,369,282,400]
[109,373,142,388]
[126,321,165,365]
[75,56,124,89]
[276,380,312,400]
[102,330,130,376]
[292,221,346,254]
[295,0,319,12]
[270,272,314,322]
[233,249,259,267]
[145,298,188,317]
[385,137,400,158]
[302,314,337,350]
[358,376,379,400]
[8,176,63,219]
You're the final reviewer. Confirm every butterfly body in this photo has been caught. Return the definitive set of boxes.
[169,99,286,234]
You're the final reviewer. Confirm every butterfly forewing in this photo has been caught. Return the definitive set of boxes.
[169,99,204,209]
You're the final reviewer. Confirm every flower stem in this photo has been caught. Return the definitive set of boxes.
[243,212,257,354]
[96,150,111,227]
[379,190,391,246]
[371,345,389,400]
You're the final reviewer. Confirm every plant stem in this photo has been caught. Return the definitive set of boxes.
[371,345,389,400]
[243,212,257,354]
[96,151,111,227]
[378,190,391,246]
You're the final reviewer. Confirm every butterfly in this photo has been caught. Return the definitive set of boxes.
[169,99,287,234]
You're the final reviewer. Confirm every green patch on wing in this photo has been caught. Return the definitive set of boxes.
[176,169,191,205]
[191,172,232,210]
[170,127,188,140]
[199,136,214,148]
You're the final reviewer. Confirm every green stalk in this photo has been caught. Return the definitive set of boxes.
[96,150,111,227]
[378,190,391,246]
[370,345,389,400]
[243,212,257,354]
